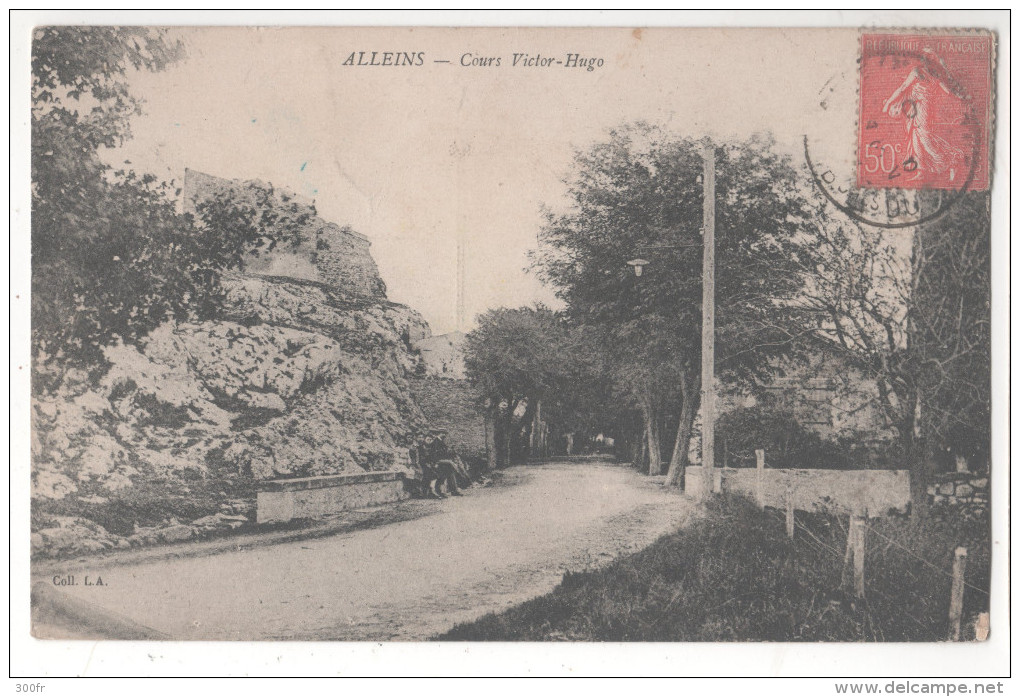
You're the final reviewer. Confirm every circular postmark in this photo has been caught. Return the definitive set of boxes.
[805,37,988,229]
[803,134,979,230]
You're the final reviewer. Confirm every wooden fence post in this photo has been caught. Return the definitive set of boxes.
[785,487,795,539]
[974,612,989,641]
[843,515,866,598]
[949,547,968,641]
[755,449,765,509]
[852,516,866,598]
[842,519,853,569]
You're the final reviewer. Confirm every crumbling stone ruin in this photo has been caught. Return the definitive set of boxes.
[183,169,388,300]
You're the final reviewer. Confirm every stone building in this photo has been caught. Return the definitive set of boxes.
[705,351,897,468]
[413,331,467,379]
[757,353,892,442]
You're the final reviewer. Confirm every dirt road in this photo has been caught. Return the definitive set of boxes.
[33,460,697,641]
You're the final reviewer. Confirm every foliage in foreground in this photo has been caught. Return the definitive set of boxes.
[438,496,990,641]
[32,27,314,376]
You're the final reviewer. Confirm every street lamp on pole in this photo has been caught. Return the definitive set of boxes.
[626,258,650,277]
[625,139,717,495]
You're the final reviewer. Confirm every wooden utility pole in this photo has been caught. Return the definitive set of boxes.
[700,139,717,495]
[852,516,866,598]
[457,235,466,331]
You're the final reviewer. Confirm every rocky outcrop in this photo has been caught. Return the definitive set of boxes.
[31,281,432,556]
[31,177,443,559]
[222,274,429,373]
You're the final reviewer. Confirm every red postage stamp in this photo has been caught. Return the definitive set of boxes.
[858,33,993,191]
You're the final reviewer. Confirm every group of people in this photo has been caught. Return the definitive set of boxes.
[409,430,469,499]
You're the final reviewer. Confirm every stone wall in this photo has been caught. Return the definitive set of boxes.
[408,377,488,465]
[313,223,386,301]
[183,167,317,215]
[183,169,386,299]
[927,472,990,519]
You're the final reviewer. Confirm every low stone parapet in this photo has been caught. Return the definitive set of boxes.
[256,471,408,524]
[684,465,910,517]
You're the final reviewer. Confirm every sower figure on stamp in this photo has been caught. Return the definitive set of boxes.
[882,47,970,183]
[426,430,463,498]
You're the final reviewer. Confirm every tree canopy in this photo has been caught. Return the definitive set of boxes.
[530,125,816,481]
[32,28,192,368]
[464,306,569,410]
[463,304,624,465]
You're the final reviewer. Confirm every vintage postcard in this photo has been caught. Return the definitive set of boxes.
[12,13,1008,679]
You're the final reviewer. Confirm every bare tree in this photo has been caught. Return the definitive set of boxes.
[795,191,991,512]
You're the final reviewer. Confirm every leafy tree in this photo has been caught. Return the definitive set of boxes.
[191,182,315,273]
[31,28,313,381]
[911,194,991,471]
[464,306,579,468]
[601,316,688,475]
[32,27,191,370]
[531,125,815,486]
[531,324,619,457]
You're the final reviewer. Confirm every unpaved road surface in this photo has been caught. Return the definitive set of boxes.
[33,460,697,640]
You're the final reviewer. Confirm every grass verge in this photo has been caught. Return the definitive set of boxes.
[438,495,990,641]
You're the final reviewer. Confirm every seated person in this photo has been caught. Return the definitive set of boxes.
[426,431,463,498]
[408,433,439,499]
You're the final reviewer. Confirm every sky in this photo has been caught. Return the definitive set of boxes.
[109,27,861,335]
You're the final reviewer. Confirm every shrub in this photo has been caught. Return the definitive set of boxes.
[716,406,861,469]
